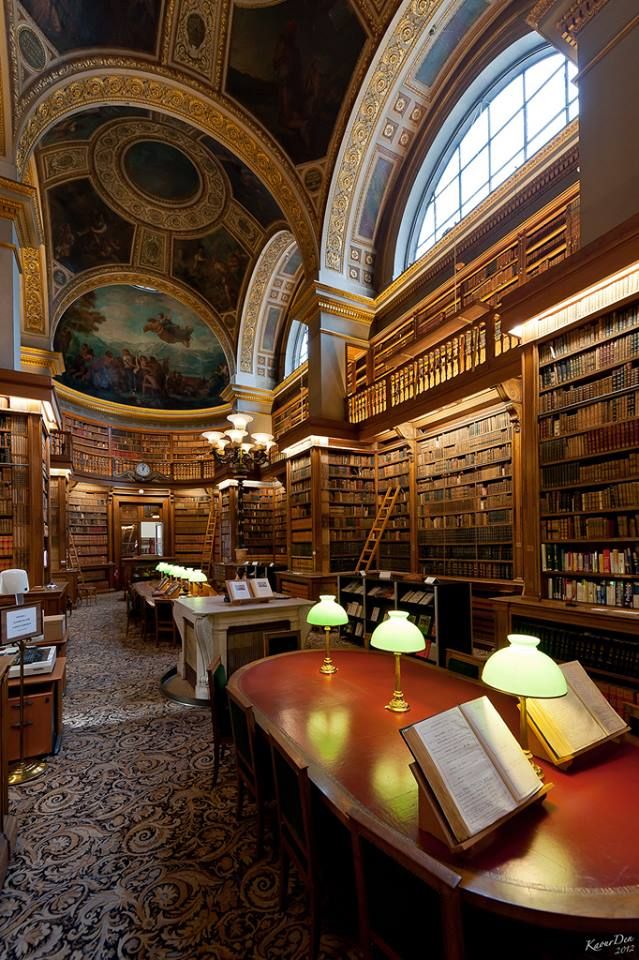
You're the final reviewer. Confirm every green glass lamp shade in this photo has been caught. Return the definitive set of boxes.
[155,561,166,573]
[482,634,568,699]
[307,595,348,627]
[191,570,208,584]
[370,610,425,654]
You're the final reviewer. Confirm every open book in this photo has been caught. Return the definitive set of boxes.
[402,696,545,844]
[526,661,629,764]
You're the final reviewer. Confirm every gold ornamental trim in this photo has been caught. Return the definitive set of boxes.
[560,0,613,47]
[0,175,43,246]
[14,68,318,272]
[21,346,65,375]
[324,0,441,275]
[21,245,47,333]
[50,269,236,372]
[56,381,233,424]
[239,230,296,374]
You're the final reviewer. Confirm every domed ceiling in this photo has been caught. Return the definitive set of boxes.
[6,0,402,414]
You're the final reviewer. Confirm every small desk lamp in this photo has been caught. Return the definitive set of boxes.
[370,610,425,712]
[191,569,208,595]
[307,595,348,675]
[482,633,568,776]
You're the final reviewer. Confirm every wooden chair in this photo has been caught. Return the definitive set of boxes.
[269,725,322,960]
[206,657,233,787]
[227,686,274,857]
[349,805,464,960]
[154,597,176,646]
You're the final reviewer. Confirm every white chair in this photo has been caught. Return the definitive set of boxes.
[0,568,29,596]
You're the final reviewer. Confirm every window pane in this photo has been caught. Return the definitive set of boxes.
[527,70,566,139]
[461,146,489,204]
[568,97,579,121]
[436,212,461,242]
[489,75,523,135]
[527,113,565,157]
[437,150,460,193]
[418,202,435,249]
[490,110,524,176]
[459,109,488,166]
[434,178,458,226]
[491,148,524,190]
[461,182,490,217]
[525,54,563,99]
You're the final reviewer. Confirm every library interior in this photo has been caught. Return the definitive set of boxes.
[0,0,638,958]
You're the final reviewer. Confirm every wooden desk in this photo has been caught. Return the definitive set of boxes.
[229,650,639,939]
[0,584,69,617]
[7,657,66,761]
[173,595,313,699]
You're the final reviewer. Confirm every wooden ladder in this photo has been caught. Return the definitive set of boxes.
[200,497,217,578]
[355,486,401,573]
[67,532,97,605]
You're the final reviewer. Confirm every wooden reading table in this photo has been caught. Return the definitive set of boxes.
[229,649,639,947]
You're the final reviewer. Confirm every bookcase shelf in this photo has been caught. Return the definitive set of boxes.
[288,452,313,573]
[376,443,411,572]
[416,409,514,581]
[538,300,639,609]
[66,483,111,590]
[324,449,376,573]
[173,491,211,567]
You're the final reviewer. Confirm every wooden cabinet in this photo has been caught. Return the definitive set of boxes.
[7,658,66,761]
[0,656,15,889]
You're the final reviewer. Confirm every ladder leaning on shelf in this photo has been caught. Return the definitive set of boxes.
[67,532,97,605]
[200,496,217,579]
[355,486,400,573]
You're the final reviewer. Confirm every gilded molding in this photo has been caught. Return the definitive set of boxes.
[273,362,308,398]
[0,175,43,246]
[41,144,89,182]
[225,200,262,254]
[239,231,294,374]
[51,269,236,372]
[134,228,169,274]
[56,381,232,424]
[14,67,318,271]
[526,0,560,30]
[172,0,219,81]
[560,0,612,47]
[324,0,440,274]
[21,245,47,333]
[21,346,64,375]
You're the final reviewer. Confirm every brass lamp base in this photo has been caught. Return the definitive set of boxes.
[319,627,337,675]
[9,758,47,785]
[320,655,337,675]
[523,749,544,779]
[385,689,410,713]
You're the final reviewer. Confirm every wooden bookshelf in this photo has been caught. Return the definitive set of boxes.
[288,451,313,572]
[376,442,412,572]
[173,490,211,567]
[416,408,514,581]
[324,448,376,573]
[538,300,639,608]
[240,485,277,557]
[67,483,111,591]
[0,412,30,576]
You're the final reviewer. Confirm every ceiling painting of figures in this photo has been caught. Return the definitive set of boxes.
[49,179,134,273]
[173,228,250,318]
[18,0,163,54]
[53,285,230,410]
[227,0,366,164]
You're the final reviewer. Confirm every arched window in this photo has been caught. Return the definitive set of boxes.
[284,319,308,376]
[411,48,578,263]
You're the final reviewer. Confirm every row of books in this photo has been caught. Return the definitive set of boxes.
[541,418,639,464]
[539,390,638,439]
[541,452,639,489]
[420,544,513,560]
[398,589,433,605]
[420,525,512,543]
[424,493,512,515]
[418,445,512,477]
[546,576,639,608]
[541,544,639,575]
[418,478,512,503]
[538,305,639,364]
[345,601,364,618]
[421,559,512,579]
[418,464,509,491]
[539,362,639,413]
[515,617,639,679]
[421,509,512,529]
[539,329,639,388]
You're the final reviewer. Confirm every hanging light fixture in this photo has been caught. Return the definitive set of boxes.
[202,413,275,470]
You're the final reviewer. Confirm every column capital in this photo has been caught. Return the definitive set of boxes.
[0,176,43,247]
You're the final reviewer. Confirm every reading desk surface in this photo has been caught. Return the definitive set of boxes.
[229,649,639,931]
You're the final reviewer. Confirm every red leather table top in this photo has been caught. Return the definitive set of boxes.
[230,648,639,926]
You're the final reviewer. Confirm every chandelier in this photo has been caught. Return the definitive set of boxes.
[202,414,275,470]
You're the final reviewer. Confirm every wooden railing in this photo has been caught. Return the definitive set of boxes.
[50,430,73,462]
[70,449,217,482]
[348,315,519,424]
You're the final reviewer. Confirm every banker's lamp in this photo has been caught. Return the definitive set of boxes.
[482,633,567,776]
[191,569,208,594]
[307,595,348,675]
[370,610,425,712]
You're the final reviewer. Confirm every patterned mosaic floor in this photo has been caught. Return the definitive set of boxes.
[0,594,359,959]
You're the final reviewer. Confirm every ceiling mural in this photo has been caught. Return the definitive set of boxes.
[227,0,367,165]
[49,178,135,272]
[18,0,163,55]
[173,227,249,317]
[200,136,284,228]
[53,285,230,411]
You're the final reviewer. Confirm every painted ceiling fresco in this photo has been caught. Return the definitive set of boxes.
[54,285,229,410]
[227,0,366,164]
[18,0,163,54]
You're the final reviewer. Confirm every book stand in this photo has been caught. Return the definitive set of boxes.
[410,762,552,854]
[525,717,629,770]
